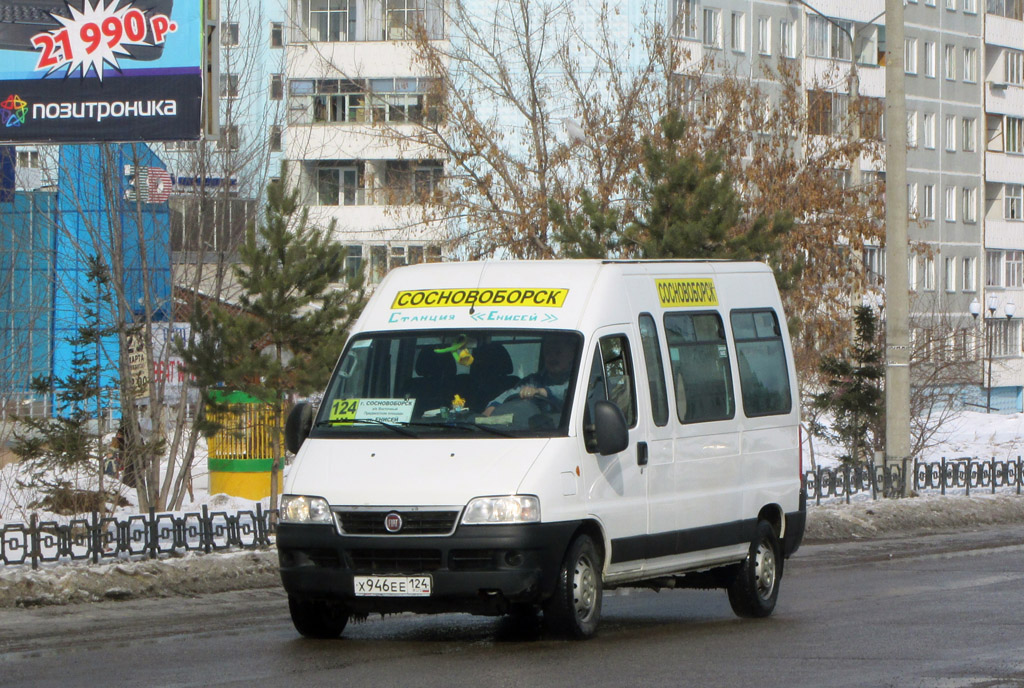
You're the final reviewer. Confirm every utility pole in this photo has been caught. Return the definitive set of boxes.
[883,0,911,496]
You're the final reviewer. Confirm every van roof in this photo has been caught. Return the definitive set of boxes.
[356,259,776,334]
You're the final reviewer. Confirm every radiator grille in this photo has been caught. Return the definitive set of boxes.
[335,510,460,536]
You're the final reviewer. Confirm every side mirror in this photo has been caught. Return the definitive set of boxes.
[589,400,629,456]
[285,402,313,454]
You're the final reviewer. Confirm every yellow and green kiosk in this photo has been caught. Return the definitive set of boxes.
[206,390,283,500]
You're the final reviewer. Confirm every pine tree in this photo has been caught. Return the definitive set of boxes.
[552,110,799,291]
[178,171,366,510]
[12,257,126,514]
[811,305,885,468]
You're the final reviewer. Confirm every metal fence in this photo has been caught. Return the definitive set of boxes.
[2,456,1022,569]
[0,505,277,569]
[805,457,1024,504]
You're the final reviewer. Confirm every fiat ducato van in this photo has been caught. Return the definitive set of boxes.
[277,259,806,639]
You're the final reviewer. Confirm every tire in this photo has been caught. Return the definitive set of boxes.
[288,595,350,639]
[543,534,603,639]
[727,520,782,619]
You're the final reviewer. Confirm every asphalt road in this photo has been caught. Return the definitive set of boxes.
[3,525,1024,688]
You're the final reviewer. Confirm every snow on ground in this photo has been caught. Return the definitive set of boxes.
[3,411,1024,608]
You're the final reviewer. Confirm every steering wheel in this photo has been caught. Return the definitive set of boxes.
[489,397,559,426]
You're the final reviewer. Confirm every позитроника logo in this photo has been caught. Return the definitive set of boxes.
[0,95,27,127]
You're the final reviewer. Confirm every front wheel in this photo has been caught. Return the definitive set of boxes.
[544,534,603,639]
[727,520,782,618]
[288,595,350,639]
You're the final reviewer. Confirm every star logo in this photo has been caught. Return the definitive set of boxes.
[0,95,28,128]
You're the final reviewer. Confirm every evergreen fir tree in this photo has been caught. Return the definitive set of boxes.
[12,257,126,514]
[178,170,366,510]
[811,305,885,467]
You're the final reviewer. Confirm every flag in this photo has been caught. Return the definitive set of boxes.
[125,166,173,204]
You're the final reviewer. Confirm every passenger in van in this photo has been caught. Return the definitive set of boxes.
[482,335,575,416]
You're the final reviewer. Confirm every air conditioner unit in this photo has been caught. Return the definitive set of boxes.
[990,81,1009,90]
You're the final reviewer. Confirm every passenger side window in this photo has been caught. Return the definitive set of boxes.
[638,314,669,426]
[585,335,637,427]
[664,312,735,423]
[730,309,793,417]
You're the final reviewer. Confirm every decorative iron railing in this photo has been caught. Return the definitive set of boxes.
[0,505,277,569]
[804,457,1024,504]
[2,456,1022,568]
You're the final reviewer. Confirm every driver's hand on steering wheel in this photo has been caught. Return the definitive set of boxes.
[519,385,547,400]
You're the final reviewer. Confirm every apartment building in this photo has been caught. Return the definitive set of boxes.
[283,0,447,286]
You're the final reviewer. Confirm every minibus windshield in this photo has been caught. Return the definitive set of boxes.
[312,329,583,438]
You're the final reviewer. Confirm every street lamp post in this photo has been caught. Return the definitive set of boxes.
[973,295,1016,413]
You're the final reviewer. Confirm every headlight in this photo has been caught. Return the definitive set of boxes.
[462,495,540,524]
[280,495,333,524]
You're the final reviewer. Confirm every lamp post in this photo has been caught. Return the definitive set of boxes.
[974,295,1016,413]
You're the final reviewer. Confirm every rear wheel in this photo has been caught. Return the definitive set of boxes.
[543,534,602,639]
[288,595,350,639]
[727,520,782,618]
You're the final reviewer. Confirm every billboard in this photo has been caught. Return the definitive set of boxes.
[0,0,203,143]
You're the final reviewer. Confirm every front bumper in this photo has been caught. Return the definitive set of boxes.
[277,520,581,616]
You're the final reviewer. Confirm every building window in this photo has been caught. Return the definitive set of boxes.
[271,21,284,47]
[779,20,794,58]
[923,257,936,290]
[218,124,240,150]
[944,44,956,80]
[924,41,936,77]
[1006,116,1024,154]
[945,115,956,151]
[864,245,884,286]
[909,256,919,291]
[963,47,977,82]
[674,0,697,39]
[987,251,1003,287]
[907,110,918,147]
[220,73,239,99]
[316,163,364,205]
[908,182,919,218]
[730,12,745,52]
[17,150,39,168]
[1006,250,1024,288]
[923,112,935,148]
[962,0,977,13]
[962,117,976,152]
[1006,184,1024,220]
[222,22,239,46]
[270,74,284,100]
[988,0,1024,19]
[269,125,282,152]
[905,38,918,74]
[962,186,977,223]
[702,8,721,48]
[924,184,935,219]
[345,245,363,282]
[808,90,849,136]
[1007,50,1024,85]
[945,256,957,292]
[946,185,957,221]
[962,256,976,291]
[294,77,438,125]
[808,15,851,60]
[384,160,444,204]
[757,16,770,55]
[386,0,426,40]
[945,0,955,8]
[307,0,355,41]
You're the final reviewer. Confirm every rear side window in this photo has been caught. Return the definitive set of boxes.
[638,314,669,426]
[730,309,792,417]
[664,312,735,423]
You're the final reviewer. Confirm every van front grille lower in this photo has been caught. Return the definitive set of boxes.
[349,549,443,573]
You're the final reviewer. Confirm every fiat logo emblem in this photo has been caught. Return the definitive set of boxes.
[384,512,403,533]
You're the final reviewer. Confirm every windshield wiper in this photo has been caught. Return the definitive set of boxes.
[315,419,418,437]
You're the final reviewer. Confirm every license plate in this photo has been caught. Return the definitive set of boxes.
[353,575,432,597]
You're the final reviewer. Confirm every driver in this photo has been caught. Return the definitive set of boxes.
[482,335,575,416]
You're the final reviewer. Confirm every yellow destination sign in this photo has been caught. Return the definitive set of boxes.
[391,288,569,309]
[656,278,719,308]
